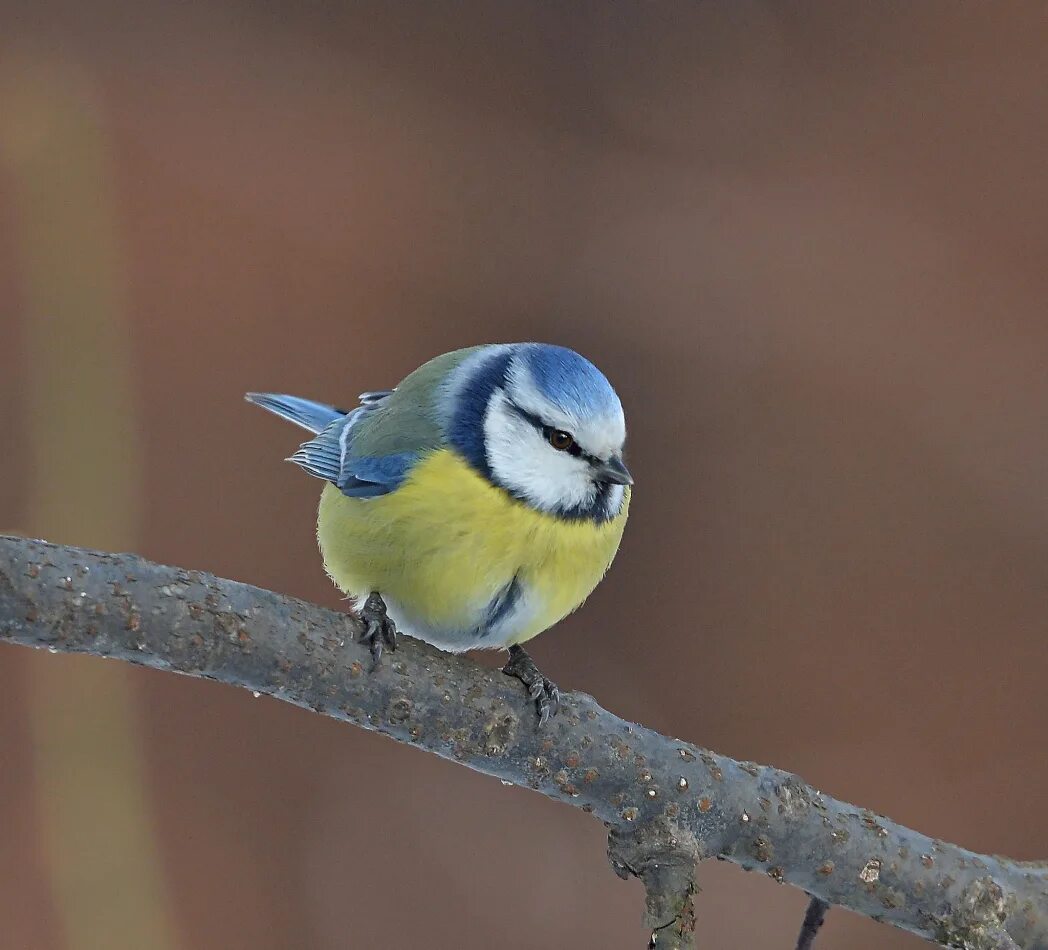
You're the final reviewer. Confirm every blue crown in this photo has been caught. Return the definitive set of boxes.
[519,344,620,419]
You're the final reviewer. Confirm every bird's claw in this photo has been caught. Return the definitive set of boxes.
[359,591,397,666]
[503,645,560,726]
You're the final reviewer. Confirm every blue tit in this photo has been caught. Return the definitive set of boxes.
[246,343,632,722]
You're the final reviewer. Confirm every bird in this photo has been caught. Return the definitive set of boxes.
[246,343,632,723]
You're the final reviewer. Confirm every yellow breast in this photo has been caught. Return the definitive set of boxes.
[316,448,629,652]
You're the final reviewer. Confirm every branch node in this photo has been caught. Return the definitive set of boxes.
[609,820,699,950]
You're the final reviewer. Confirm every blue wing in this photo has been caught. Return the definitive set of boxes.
[248,390,414,498]
[287,414,417,497]
[244,393,347,433]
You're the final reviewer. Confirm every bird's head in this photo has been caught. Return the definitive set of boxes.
[446,344,631,522]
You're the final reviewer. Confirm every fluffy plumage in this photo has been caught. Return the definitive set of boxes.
[247,343,632,651]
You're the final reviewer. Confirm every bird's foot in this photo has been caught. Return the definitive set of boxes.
[359,591,397,666]
[502,645,560,726]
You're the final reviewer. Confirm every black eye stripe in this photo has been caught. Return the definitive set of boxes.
[505,400,546,433]
[506,399,601,464]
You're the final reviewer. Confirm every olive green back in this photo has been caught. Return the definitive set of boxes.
[348,346,485,458]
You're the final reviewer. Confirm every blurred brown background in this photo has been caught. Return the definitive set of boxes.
[2,3,1047,948]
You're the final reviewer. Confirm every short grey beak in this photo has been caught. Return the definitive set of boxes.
[593,455,633,486]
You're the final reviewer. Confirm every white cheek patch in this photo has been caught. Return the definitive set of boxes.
[605,484,625,517]
[484,391,597,513]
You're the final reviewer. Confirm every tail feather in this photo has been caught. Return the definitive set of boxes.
[245,392,346,434]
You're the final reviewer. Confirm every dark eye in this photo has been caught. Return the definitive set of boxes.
[548,429,575,452]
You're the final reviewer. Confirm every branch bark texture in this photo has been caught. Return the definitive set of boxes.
[1,537,1045,948]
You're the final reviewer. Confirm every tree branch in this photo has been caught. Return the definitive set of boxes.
[1,537,1045,948]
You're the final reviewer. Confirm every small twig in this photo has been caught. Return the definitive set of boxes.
[609,823,698,949]
[795,896,830,950]
[1,537,1047,949]
[643,862,696,950]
